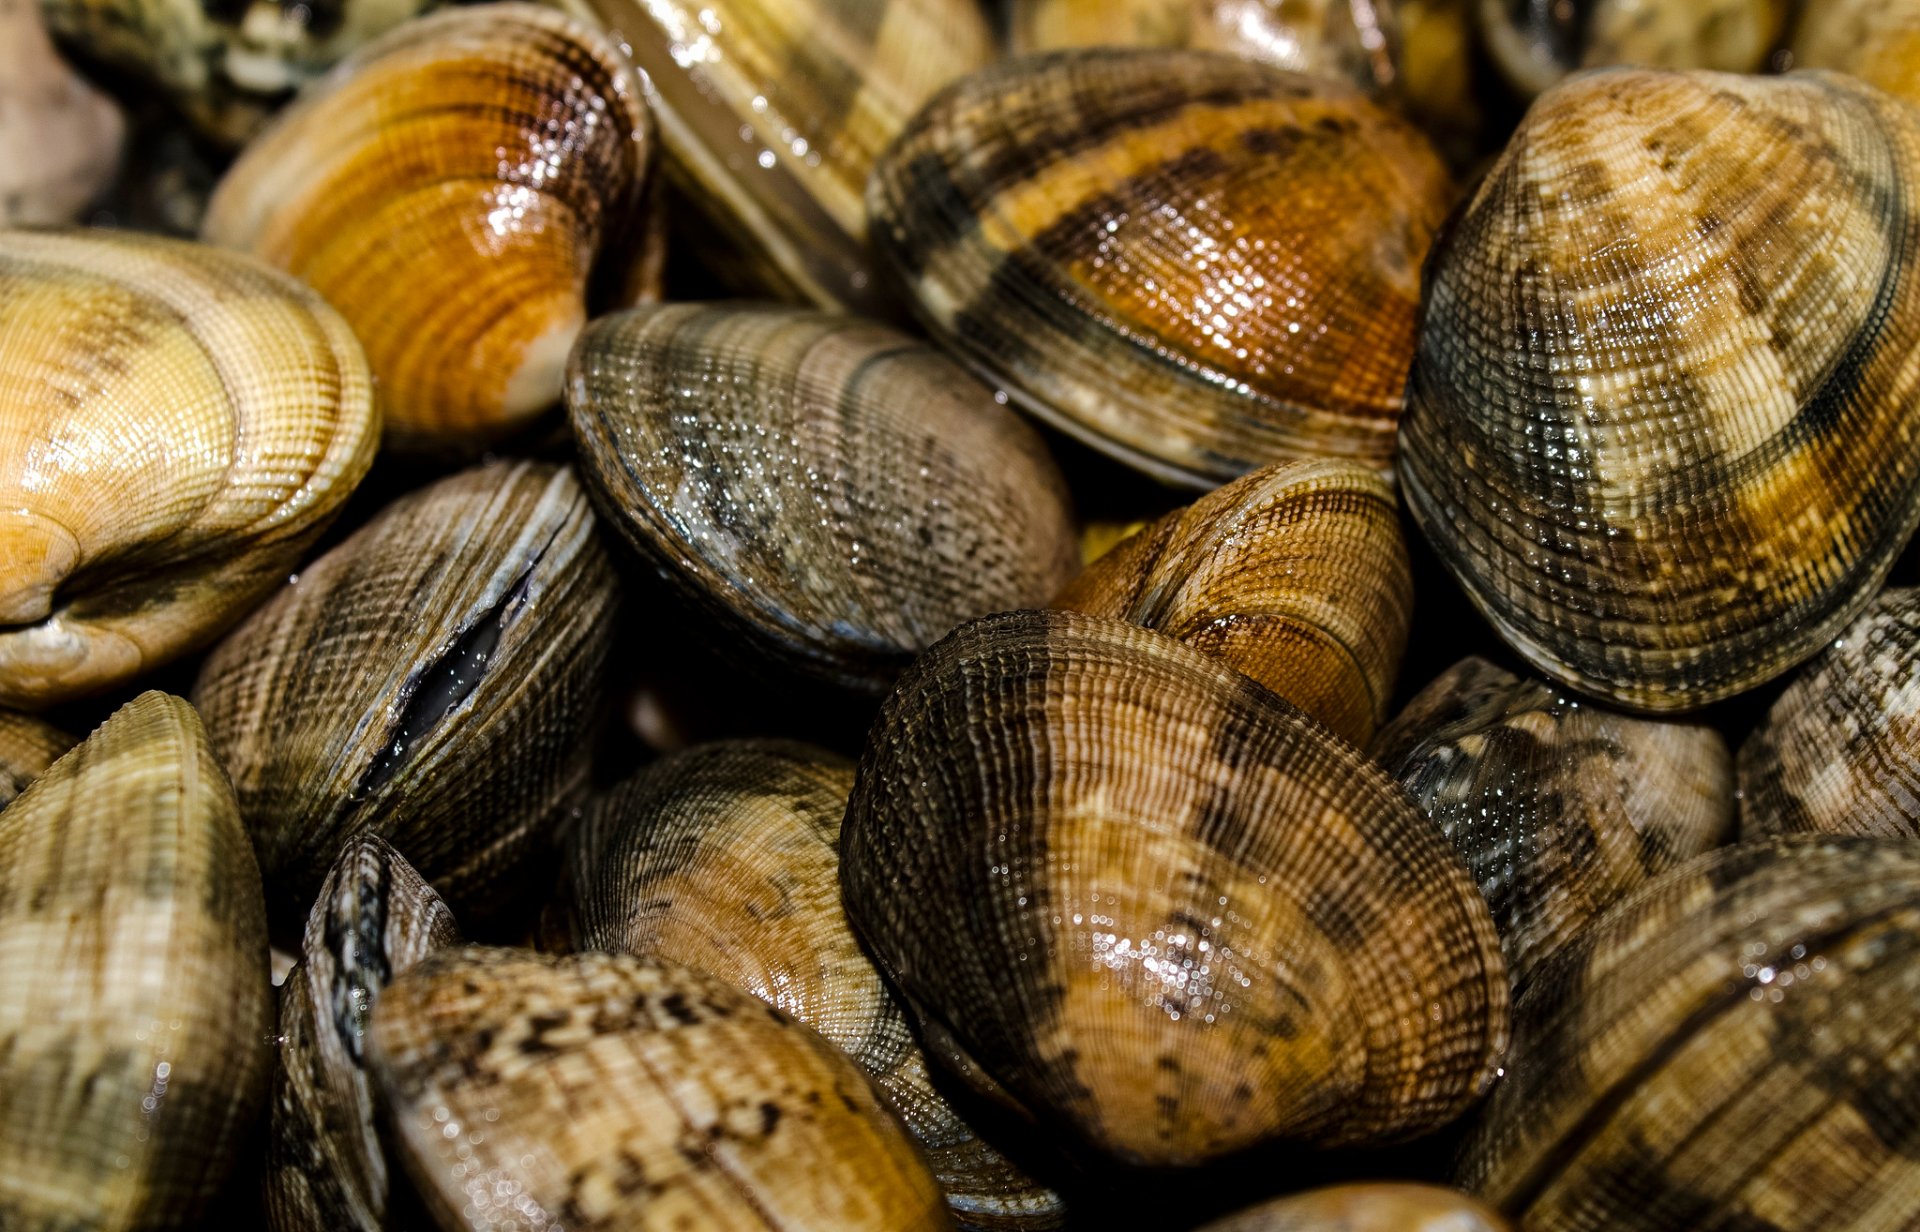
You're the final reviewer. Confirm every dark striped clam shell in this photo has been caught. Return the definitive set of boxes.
[1399,68,1920,712]
[868,48,1452,488]
[1196,1183,1508,1232]
[1478,0,1792,98]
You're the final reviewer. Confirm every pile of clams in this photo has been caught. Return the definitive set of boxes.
[6,4,1920,1231]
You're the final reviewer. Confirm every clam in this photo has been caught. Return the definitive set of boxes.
[369,945,953,1230]
[192,460,617,927]
[841,609,1509,1166]
[1,0,123,224]
[567,303,1079,691]
[1372,657,1734,987]
[0,691,272,1229]
[202,4,654,451]
[1739,586,1920,840]
[867,49,1452,488]
[1479,0,1793,99]
[0,709,74,806]
[1197,1183,1509,1231]
[0,229,379,710]
[1458,836,1920,1230]
[566,740,1065,1229]
[1791,0,1920,105]
[266,836,460,1232]
[1399,68,1920,712]
[1054,458,1411,747]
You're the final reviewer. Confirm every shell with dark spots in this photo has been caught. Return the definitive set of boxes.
[1196,1183,1509,1231]
[1479,0,1792,98]
[0,710,75,807]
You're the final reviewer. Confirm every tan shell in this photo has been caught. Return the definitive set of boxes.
[0,692,271,1229]
[1196,1183,1509,1231]
[192,461,617,928]
[1478,0,1793,98]
[369,946,953,1230]
[868,49,1452,488]
[0,709,74,806]
[841,609,1509,1166]
[1054,459,1410,746]
[0,229,379,709]
[0,0,123,223]
[202,4,653,450]
[1399,68,1920,712]
[1458,836,1920,1230]
[566,740,1064,1230]
[1792,1,1920,113]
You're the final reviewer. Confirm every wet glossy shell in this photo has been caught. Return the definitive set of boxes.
[203,4,653,450]
[0,710,73,806]
[369,946,952,1230]
[0,229,378,709]
[869,49,1452,488]
[1479,0,1792,98]
[266,836,459,1232]
[1053,459,1410,746]
[841,609,1509,1165]
[1372,657,1733,987]
[1458,837,1920,1230]
[2,0,123,224]
[192,461,617,928]
[0,692,271,1230]
[1739,587,1920,839]
[566,741,1064,1230]
[1792,0,1920,108]
[1400,68,1920,712]
[568,303,1079,691]
[1196,1183,1508,1231]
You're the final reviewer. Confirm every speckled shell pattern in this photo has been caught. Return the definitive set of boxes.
[1478,0,1791,97]
[368,946,953,1230]
[1458,836,1920,1231]
[1053,458,1411,747]
[840,609,1509,1166]
[1793,0,1920,104]
[565,741,1064,1230]
[0,229,379,710]
[868,48,1452,489]
[266,836,460,1232]
[192,461,617,928]
[202,3,653,449]
[1740,587,1920,839]
[0,692,272,1231]
[1372,657,1734,988]
[1196,1182,1509,1232]
[1399,68,1920,713]
[0,709,74,806]
[0,0,123,224]
[567,303,1080,691]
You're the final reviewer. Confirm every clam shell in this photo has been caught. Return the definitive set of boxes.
[192,460,617,928]
[1196,1183,1508,1231]
[1458,836,1920,1230]
[567,303,1079,691]
[1372,657,1733,987]
[0,692,271,1229]
[1479,0,1792,98]
[0,229,379,709]
[368,946,953,1230]
[868,49,1452,488]
[0,709,74,806]
[1399,68,1920,712]
[202,4,653,450]
[1,0,123,224]
[566,740,1065,1230]
[1053,458,1410,746]
[266,835,460,1232]
[841,608,1509,1165]
[1792,1,1920,109]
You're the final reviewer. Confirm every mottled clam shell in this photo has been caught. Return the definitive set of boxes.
[1053,459,1410,746]
[868,49,1452,488]
[1792,0,1920,107]
[841,609,1509,1165]
[0,709,74,806]
[1458,836,1920,1230]
[369,946,953,1230]
[1399,68,1920,712]
[192,461,617,928]
[203,4,653,450]
[266,836,460,1232]
[567,303,1079,691]
[1479,0,1792,98]
[1,0,123,224]
[1739,587,1920,839]
[0,692,271,1230]
[1372,657,1734,987]
[566,741,1065,1230]
[1196,1183,1509,1231]
[0,229,379,709]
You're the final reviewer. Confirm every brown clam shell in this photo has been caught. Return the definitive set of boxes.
[1479,0,1792,98]
[1196,1183,1509,1231]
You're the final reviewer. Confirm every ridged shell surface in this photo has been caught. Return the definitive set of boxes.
[0,692,271,1230]
[202,4,653,449]
[1,0,123,223]
[1479,0,1792,98]
[0,709,74,806]
[1196,1183,1509,1231]
[1053,459,1410,746]
[567,303,1079,690]
[868,49,1452,488]
[0,229,379,709]
[1458,837,1920,1231]
[1793,2,1920,122]
[841,609,1509,1165]
[192,461,617,927]
[369,946,953,1230]
[1399,68,1920,712]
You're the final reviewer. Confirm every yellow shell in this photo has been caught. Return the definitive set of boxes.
[0,709,73,806]
[1790,0,1920,104]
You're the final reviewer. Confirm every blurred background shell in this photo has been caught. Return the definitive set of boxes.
[1196,1183,1509,1231]
[0,710,74,806]
[1478,0,1793,99]
[1,0,123,225]
[0,229,378,710]
[1790,0,1920,105]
